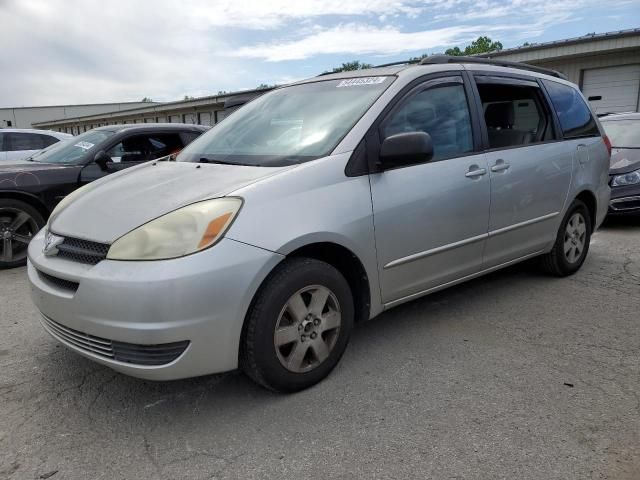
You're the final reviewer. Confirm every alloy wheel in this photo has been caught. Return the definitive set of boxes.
[0,208,38,263]
[563,212,586,264]
[274,285,341,373]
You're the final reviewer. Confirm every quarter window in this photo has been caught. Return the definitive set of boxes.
[382,83,473,161]
[542,80,599,139]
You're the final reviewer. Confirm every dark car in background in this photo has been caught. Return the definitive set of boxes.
[600,113,640,215]
[0,124,207,268]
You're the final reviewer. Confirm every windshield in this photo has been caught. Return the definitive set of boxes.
[31,129,116,164]
[177,76,393,166]
[602,119,640,148]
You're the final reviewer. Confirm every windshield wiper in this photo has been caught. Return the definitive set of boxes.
[198,157,259,167]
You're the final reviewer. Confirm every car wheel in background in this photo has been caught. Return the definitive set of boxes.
[539,199,592,277]
[0,199,45,269]
[240,257,354,393]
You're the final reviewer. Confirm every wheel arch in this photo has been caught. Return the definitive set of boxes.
[574,189,597,231]
[0,190,50,221]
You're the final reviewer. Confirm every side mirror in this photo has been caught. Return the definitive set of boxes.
[379,132,433,169]
[94,150,113,172]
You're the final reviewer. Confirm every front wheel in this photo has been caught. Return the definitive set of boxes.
[0,199,45,269]
[539,199,592,276]
[240,257,354,392]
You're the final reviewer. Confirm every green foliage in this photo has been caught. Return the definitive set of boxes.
[256,83,273,89]
[445,36,503,56]
[183,95,195,100]
[325,60,374,74]
[141,97,153,102]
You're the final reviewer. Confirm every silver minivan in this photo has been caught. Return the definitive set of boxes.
[28,57,611,392]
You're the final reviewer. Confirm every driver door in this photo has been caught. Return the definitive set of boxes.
[369,75,491,305]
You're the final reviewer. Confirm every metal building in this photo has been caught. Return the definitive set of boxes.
[32,89,271,134]
[480,28,640,114]
[0,102,158,129]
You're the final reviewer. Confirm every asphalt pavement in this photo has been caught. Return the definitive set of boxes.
[1,217,639,480]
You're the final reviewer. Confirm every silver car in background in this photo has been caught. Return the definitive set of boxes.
[28,57,611,392]
[0,128,72,162]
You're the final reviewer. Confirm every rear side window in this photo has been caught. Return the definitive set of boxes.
[542,80,599,139]
[6,132,44,151]
[37,134,59,148]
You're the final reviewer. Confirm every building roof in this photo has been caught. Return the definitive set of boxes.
[478,28,640,57]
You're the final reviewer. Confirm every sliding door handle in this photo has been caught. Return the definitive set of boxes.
[491,159,510,172]
[465,167,487,178]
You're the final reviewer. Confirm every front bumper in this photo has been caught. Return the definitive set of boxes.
[28,229,283,380]
[608,183,640,214]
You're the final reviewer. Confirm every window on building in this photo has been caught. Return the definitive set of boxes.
[542,80,599,139]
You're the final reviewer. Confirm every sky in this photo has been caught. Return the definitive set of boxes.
[1,0,638,107]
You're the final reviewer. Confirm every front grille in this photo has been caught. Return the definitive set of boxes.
[41,315,189,366]
[37,270,79,293]
[56,237,110,265]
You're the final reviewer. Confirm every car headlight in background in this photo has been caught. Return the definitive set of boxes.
[611,169,640,187]
[107,197,242,261]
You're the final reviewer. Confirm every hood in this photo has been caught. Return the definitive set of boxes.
[50,161,294,243]
[610,148,640,175]
[0,161,69,173]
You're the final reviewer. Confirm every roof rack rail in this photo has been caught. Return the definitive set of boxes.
[372,59,420,69]
[419,55,567,80]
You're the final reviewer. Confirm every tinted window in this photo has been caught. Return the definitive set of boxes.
[0,133,4,152]
[179,131,201,145]
[382,83,473,161]
[477,82,554,149]
[178,77,393,166]
[37,134,60,148]
[542,80,599,139]
[601,119,640,148]
[6,132,43,151]
[106,133,183,162]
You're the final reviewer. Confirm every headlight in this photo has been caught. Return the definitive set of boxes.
[611,169,640,187]
[107,198,242,261]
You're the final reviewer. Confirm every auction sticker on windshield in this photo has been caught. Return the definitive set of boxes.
[74,141,94,150]
[336,77,387,87]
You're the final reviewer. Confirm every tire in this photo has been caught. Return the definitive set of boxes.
[539,199,592,277]
[0,199,45,269]
[240,257,354,393]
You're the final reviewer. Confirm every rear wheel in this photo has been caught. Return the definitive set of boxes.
[539,199,592,276]
[240,257,354,392]
[0,199,45,269]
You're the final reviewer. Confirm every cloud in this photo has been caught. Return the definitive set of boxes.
[230,23,518,61]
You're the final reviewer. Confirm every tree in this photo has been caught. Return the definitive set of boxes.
[325,60,373,74]
[183,95,195,100]
[445,36,503,56]
[141,97,153,102]
[256,83,273,90]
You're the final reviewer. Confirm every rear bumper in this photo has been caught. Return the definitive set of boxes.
[28,229,283,380]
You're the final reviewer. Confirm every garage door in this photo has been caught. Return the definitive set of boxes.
[582,64,640,114]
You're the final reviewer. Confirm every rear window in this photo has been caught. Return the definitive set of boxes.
[542,80,599,139]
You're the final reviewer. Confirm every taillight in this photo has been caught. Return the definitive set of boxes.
[603,135,612,157]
